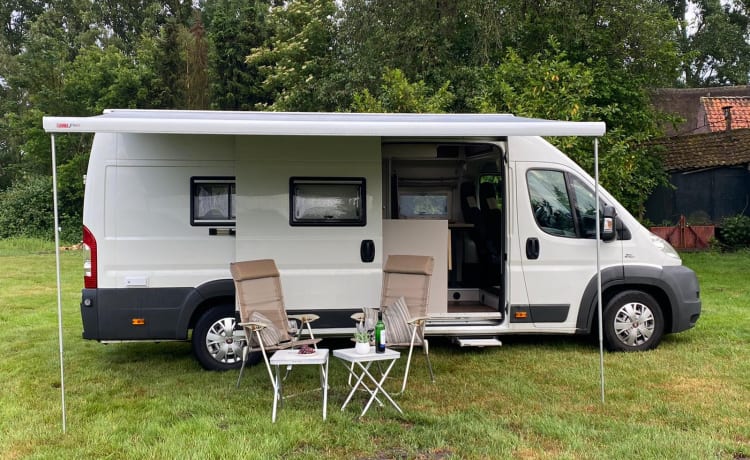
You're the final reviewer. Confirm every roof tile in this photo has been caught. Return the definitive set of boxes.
[701,96,750,131]
[647,128,750,172]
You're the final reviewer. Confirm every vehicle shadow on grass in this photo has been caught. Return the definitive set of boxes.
[93,341,197,369]
[78,331,694,378]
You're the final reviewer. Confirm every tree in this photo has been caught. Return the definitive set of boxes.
[203,0,272,110]
[245,0,344,111]
[0,0,45,56]
[681,0,750,86]
[0,1,203,237]
[351,68,454,113]
[337,0,511,111]
[473,41,668,217]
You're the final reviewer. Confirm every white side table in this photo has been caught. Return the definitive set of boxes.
[269,348,329,423]
[333,347,402,417]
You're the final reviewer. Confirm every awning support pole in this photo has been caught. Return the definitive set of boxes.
[52,134,67,432]
[594,137,605,404]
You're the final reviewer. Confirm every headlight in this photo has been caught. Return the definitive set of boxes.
[649,233,681,260]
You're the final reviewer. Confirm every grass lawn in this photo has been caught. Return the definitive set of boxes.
[1,239,748,459]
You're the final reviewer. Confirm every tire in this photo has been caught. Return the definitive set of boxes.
[191,304,259,371]
[603,290,664,352]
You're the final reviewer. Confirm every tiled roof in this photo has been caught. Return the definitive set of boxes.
[650,86,750,136]
[647,128,750,172]
[701,96,750,131]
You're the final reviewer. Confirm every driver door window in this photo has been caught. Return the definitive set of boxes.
[527,170,576,237]
[526,169,601,239]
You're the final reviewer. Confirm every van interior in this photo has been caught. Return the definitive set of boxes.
[382,141,506,320]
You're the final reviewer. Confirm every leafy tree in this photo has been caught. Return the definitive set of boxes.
[0,0,45,55]
[182,12,210,109]
[203,0,272,110]
[337,0,511,110]
[246,0,342,111]
[681,0,750,86]
[63,46,154,114]
[472,41,667,217]
[352,68,454,113]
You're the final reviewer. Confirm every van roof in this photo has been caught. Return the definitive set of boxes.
[43,109,606,137]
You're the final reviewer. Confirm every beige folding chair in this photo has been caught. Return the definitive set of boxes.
[354,254,435,394]
[230,259,321,389]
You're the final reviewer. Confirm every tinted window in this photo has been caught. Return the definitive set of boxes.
[569,175,598,238]
[527,170,576,237]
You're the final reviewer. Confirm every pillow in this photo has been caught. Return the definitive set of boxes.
[362,307,379,330]
[383,296,419,345]
[248,312,282,348]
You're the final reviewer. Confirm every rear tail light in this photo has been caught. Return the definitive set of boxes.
[82,225,97,289]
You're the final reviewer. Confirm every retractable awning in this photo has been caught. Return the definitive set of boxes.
[43,110,606,137]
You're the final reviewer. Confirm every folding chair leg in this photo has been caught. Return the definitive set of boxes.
[424,338,435,383]
[398,326,420,395]
[236,345,249,388]
[257,336,276,388]
[399,345,415,395]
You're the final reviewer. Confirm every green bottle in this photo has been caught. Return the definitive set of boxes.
[375,310,386,353]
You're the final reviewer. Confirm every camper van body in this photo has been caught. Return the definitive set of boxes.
[44,111,701,370]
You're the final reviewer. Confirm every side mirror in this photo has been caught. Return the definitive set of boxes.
[601,205,617,242]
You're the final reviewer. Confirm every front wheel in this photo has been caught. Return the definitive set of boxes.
[603,290,665,352]
[192,304,257,371]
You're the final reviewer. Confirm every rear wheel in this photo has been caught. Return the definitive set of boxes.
[192,304,258,371]
[603,290,664,352]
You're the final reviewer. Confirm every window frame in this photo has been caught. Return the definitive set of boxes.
[289,176,367,227]
[526,169,601,239]
[190,176,236,227]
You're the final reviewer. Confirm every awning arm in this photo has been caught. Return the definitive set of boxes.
[51,134,67,432]
[594,137,605,404]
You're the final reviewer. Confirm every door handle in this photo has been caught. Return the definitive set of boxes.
[526,237,539,260]
[360,239,375,263]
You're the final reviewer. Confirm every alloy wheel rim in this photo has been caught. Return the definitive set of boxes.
[205,317,245,364]
[613,301,655,347]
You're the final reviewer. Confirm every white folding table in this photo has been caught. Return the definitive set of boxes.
[333,347,402,417]
[269,348,329,423]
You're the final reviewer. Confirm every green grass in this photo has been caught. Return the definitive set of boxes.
[1,241,749,459]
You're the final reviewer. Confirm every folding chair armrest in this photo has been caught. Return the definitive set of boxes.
[287,313,320,324]
[238,321,267,332]
[287,313,321,343]
[350,305,380,323]
[407,316,430,327]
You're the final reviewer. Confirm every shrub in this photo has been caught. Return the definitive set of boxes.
[720,214,750,249]
[0,176,54,240]
[0,175,82,244]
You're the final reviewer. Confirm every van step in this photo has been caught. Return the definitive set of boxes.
[456,337,503,348]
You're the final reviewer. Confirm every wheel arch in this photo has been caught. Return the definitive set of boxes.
[175,279,235,336]
[576,265,676,335]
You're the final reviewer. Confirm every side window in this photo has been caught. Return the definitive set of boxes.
[526,170,576,237]
[569,175,598,238]
[527,169,606,239]
[290,177,366,226]
[191,177,235,226]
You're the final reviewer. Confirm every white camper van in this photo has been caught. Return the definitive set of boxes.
[43,110,701,370]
